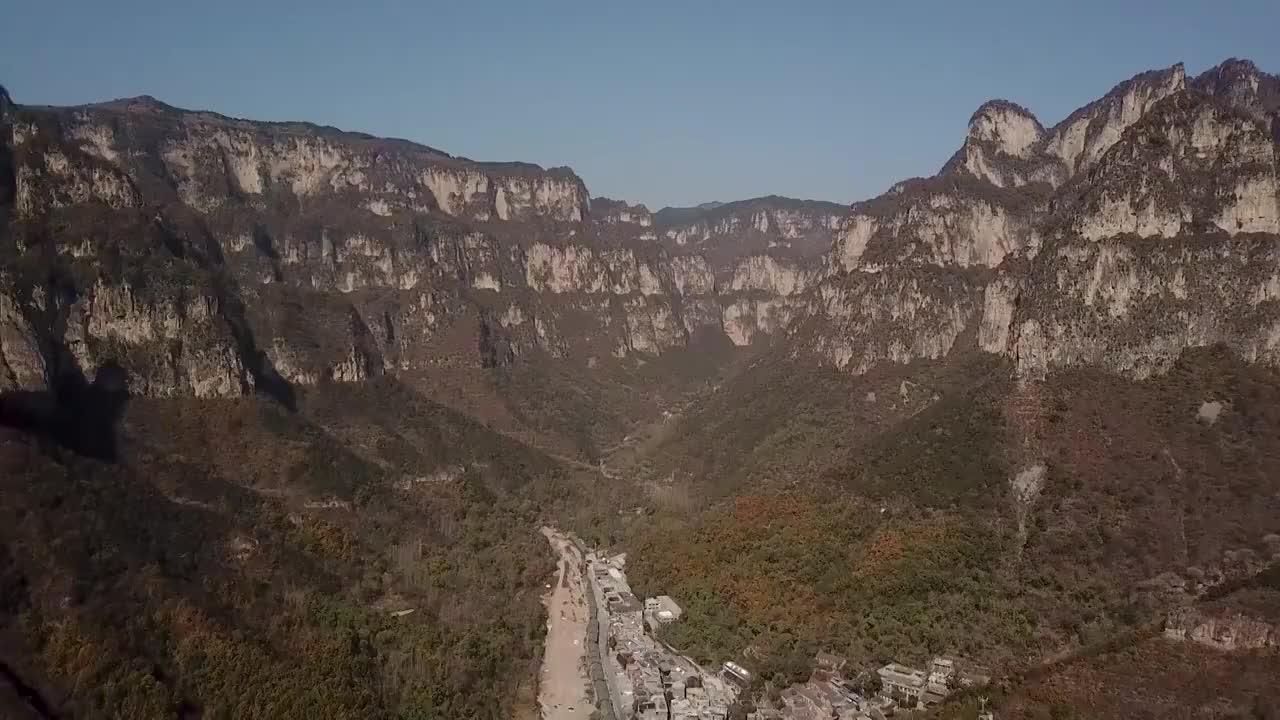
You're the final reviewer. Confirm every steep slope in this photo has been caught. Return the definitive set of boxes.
[0,96,837,389]
[0,377,609,719]
[631,56,1280,509]
[809,60,1280,383]
[617,58,1280,719]
[0,92,862,462]
[5,57,1280,720]
[6,60,1276,417]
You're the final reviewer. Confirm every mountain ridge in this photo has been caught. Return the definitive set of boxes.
[2,58,1277,448]
[4,56,1280,720]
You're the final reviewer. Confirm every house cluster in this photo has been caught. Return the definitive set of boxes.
[877,655,989,709]
[590,553,738,720]
[748,653,991,720]
[582,541,990,720]
[748,653,892,720]
[645,595,684,624]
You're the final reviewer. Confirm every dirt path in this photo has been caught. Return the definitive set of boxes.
[538,528,593,720]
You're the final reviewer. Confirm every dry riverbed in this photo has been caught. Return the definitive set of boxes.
[538,527,593,720]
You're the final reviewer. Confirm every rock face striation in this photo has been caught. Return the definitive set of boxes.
[3,58,1280,400]
[0,95,843,397]
[815,59,1280,379]
[1165,607,1279,651]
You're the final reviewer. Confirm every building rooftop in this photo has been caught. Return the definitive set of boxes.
[877,663,926,687]
[816,651,847,671]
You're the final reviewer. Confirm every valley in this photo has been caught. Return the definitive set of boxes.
[2,55,1280,720]
[538,528,592,720]
[541,526,744,720]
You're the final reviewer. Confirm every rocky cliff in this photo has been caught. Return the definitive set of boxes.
[3,58,1280,405]
[0,95,843,398]
[813,59,1280,381]
[1165,607,1279,651]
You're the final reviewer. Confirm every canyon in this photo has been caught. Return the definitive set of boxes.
[3,57,1280,720]
[3,60,1279,415]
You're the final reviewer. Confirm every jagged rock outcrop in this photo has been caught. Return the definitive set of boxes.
[801,267,979,372]
[654,196,845,267]
[1191,58,1280,126]
[1165,607,1278,651]
[940,64,1190,191]
[1044,64,1189,178]
[990,236,1280,379]
[942,100,1059,189]
[1067,91,1278,241]
[833,176,1041,271]
[2,93,845,397]
[5,57,1280,398]
[826,58,1280,381]
[593,197,653,228]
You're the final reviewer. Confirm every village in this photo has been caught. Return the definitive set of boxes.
[746,653,992,720]
[551,530,993,720]
[585,547,741,720]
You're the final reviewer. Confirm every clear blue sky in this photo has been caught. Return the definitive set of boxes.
[4,1,1278,209]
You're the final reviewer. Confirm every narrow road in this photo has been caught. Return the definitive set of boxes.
[538,528,593,720]
[587,554,626,718]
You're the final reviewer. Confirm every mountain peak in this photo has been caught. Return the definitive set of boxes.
[93,94,179,114]
[969,99,1040,128]
[966,99,1045,158]
[1201,57,1262,80]
[1193,57,1280,121]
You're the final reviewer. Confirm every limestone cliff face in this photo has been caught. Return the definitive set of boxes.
[1165,607,1278,651]
[654,197,844,267]
[72,280,252,397]
[941,64,1190,191]
[12,116,141,217]
[984,237,1280,379]
[801,268,977,373]
[1044,64,1189,178]
[820,58,1280,381]
[942,100,1061,189]
[977,274,1021,355]
[0,248,256,398]
[973,67,1280,380]
[834,177,1040,271]
[1,96,841,398]
[722,297,805,347]
[0,283,46,392]
[54,95,593,224]
[524,244,666,296]
[1068,92,1278,241]
[728,254,812,296]
[5,58,1280,399]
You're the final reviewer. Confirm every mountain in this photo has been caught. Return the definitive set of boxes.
[611,59,1280,718]
[3,58,1280,719]
[10,60,1273,416]
[0,95,838,393]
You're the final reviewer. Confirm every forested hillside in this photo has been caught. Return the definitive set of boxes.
[0,378,598,719]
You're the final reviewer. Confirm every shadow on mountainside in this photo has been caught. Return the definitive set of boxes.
[197,215,299,411]
[0,659,57,720]
[0,361,130,461]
